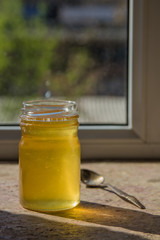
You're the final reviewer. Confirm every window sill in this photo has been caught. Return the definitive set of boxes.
[0,161,160,239]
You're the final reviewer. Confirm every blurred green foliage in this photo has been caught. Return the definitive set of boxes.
[0,0,98,98]
[50,48,96,97]
[0,0,58,96]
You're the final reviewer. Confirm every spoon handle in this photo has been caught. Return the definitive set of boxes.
[101,183,145,209]
[88,183,145,209]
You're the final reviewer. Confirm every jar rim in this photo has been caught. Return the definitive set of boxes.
[21,99,78,121]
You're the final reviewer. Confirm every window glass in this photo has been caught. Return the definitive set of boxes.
[0,0,127,124]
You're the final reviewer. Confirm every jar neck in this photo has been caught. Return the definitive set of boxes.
[20,99,79,123]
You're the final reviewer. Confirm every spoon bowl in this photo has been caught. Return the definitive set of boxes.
[81,168,104,186]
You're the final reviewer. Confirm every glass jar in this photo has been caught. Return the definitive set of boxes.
[19,99,80,212]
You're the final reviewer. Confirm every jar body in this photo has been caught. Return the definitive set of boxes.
[19,119,80,212]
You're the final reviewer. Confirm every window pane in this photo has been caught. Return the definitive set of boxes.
[0,0,127,124]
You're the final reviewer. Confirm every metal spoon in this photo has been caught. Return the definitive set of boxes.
[81,169,145,209]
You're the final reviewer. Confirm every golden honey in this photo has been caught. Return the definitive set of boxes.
[19,100,80,211]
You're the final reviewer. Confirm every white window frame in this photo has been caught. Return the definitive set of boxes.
[0,0,160,160]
